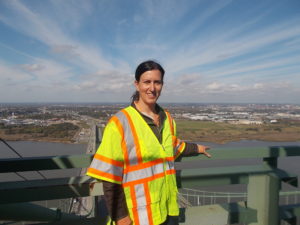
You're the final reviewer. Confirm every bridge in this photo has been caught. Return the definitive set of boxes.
[1,125,300,225]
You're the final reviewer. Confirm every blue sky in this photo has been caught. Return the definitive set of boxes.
[0,0,299,104]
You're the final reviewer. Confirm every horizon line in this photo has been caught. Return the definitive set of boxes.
[0,102,299,105]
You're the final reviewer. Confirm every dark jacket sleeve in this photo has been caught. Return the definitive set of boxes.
[181,142,199,156]
[102,180,129,221]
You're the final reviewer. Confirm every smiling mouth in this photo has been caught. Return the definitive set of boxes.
[147,93,157,98]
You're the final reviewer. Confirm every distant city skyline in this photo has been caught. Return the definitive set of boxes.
[0,0,299,104]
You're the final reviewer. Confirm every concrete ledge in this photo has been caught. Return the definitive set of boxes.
[179,201,257,224]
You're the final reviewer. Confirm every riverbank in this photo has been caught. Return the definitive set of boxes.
[0,132,77,144]
[0,135,78,144]
[2,131,299,144]
[1,119,300,144]
[176,119,300,144]
[0,122,80,144]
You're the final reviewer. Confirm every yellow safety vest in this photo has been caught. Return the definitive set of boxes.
[87,106,186,225]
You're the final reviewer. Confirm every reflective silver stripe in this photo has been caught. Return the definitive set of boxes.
[123,162,165,183]
[89,158,123,177]
[134,184,150,225]
[137,205,150,225]
[135,184,146,206]
[115,111,139,165]
[166,160,174,170]
[174,141,184,155]
[164,111,174,135]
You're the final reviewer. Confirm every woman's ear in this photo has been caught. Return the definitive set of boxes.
[134,80,139,91]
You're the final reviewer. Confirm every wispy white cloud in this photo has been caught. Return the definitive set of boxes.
[0,0,299,103]
[172,0,233,42]
[163,77,298,103]
[0,42,38,60]
[48,0,93,31]
[50,44,79,58]
[73,70,133,93]
[0,0,117,72]
[140,0,195,25]
[0,60,32,85]
[0,0,67,45]
[166,17,300,74]
[204,55,300,80]
[21,63,45,72]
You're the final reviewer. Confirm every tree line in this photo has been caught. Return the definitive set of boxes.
[1,122,79,139]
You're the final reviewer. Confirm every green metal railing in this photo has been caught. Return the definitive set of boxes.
[1,145,300,225]
[179,188,300,207]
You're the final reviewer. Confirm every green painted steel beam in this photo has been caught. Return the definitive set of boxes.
[1,146,299,173]
[180,146,300,162]
[0,176,103,204]
[0,145,299,225]
[0,202,79,221]
[247,173,280,225]
[179,201,257,224]
[28,217,109,225]
[177,164,297,188]
[0,202,110,225]
[0,154,94,173]
[272,169,298,187]
[1,165,297,204]
[280,203,300,224]
[32,218,108,225]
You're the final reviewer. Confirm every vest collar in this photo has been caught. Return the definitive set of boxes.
[130,102,166,127]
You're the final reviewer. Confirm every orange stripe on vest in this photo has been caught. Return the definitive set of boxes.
[94,153,124,167]
[121,109,143,164]
[130,186,140,225]
[110,116,130,166]
[144,182,154,225]
[87,167,122,182]
[124,158,164,173]
[123,169,176,187]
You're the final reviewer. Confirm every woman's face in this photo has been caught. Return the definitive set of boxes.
[134,69,163,106]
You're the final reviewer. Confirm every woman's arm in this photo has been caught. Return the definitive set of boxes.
[197,144,211,157]
[181,142,211,157]
[102,181,132,224]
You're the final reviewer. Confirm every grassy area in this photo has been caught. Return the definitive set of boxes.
[1,119,300,144]
[176,119,300,143]
[0,123,79,143]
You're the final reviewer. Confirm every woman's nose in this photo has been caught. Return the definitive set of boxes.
[149,82,155,91]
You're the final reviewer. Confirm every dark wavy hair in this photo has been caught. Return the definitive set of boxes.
[131,60,165,101]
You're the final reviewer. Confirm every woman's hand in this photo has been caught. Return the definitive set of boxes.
[116,216,133,225]
[197,145,211,158]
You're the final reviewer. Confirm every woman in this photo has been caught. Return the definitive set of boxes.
[87,60,211,225]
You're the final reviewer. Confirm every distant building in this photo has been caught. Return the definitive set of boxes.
[230,119,263,125]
